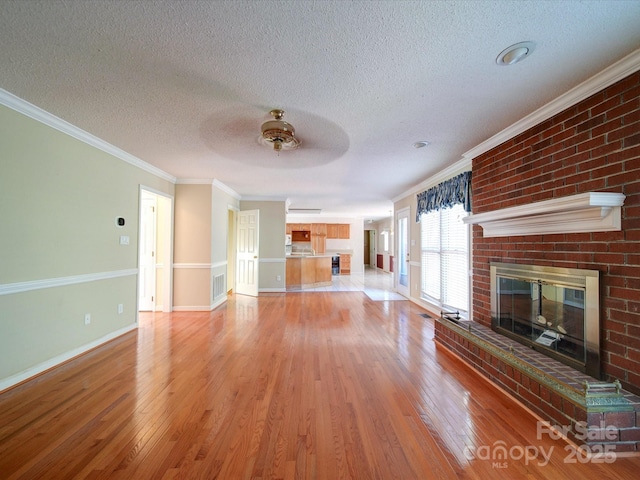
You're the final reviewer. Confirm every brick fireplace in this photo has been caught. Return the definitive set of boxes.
[434,68,640,450]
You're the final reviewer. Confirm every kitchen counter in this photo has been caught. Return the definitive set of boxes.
[286,255,332,290]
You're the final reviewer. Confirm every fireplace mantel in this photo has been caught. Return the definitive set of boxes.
[463,192,625,237]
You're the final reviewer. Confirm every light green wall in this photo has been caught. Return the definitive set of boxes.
[0,103,174,387]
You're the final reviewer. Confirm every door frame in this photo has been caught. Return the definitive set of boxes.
[138,186,174,313]
[139,191,157,311]
[227,205,238,294]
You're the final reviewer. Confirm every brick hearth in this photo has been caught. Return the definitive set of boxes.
[434,317,640,452]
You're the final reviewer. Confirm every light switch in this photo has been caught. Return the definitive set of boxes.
[119,235,130,245]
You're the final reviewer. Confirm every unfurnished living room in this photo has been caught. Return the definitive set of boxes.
[2,1,640,478]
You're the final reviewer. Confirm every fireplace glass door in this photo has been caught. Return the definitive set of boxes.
[496,278,586,364]
[490,263,599,377]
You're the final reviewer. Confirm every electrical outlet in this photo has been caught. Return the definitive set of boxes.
[84,313,91,325]
[276,275,282,281]
[118,304,124,314]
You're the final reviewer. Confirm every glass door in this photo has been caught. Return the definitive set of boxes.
[397,208,410,297]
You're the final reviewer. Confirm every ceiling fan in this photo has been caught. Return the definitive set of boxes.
[260,109,301,152]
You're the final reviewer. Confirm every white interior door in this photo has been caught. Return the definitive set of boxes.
[236,209,259,296]
[369,230,376,267]
[139,192,157,311]
[397,208,410,297]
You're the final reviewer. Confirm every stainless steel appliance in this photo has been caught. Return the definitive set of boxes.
[331,255,340,275]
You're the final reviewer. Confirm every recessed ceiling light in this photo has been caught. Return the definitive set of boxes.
[496,41,536,65]
[413,141,430,149]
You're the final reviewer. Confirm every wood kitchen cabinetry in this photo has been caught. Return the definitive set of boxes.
[286,256,332,290]
[287,223,311,234]
[326,223,350,239]
[339,253,351,274]
[311,223,326,254]
[287,222,349,252]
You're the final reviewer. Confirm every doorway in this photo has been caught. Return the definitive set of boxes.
[368,230,376,267]
[363,230,370,266]
[138,186,173,312]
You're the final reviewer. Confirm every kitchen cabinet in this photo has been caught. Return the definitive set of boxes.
[286,256,332,289]
[326,224,339,239]
[287,223,312,232]
[326,223,350,239]
[337,224,350,239]
[291,230,311,242]
[311,223,327,254]
[288,223,348,245]
[339,253,351,274]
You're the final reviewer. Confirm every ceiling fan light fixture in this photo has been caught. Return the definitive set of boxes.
[261,109,300,151]
[496,41,536,65]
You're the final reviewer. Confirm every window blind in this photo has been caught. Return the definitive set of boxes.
[420,203,469,314]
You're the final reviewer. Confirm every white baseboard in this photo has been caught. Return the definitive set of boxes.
[173,305,213,311]
[173,295,228,312]
[0,323,137,393]
[211,296,227,310]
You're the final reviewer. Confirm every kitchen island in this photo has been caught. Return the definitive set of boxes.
[286,255,332,290]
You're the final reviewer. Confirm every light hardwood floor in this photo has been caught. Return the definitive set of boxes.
[1,292,639,479]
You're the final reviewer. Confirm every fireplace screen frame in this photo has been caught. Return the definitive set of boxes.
[490,262,600,378]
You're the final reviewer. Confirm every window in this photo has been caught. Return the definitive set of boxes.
[420,203,469,315]
[381,231,389,252]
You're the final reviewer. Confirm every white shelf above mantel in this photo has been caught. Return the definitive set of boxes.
[463,192,626,238]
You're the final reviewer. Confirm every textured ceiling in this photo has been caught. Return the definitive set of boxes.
[1,0,640,219]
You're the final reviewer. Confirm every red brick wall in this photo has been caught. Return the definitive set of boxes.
[471,71,640,395]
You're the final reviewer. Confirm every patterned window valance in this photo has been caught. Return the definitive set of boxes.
[416,171,472,222]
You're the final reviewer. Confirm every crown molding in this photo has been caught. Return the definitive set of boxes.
[175,179,241,201]
[174,178,242,200]
[0,88,176,183]
[241,195,288,202]
[393,48,640,206]
[176,178,213,185]
[212,179,241,199]
[463,48,640,161]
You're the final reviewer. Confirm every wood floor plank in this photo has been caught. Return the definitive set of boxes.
[1,292,640,479]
